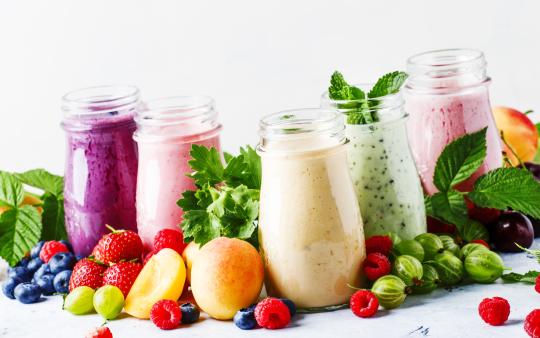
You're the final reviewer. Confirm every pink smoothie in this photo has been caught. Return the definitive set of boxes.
[405,86,503,194]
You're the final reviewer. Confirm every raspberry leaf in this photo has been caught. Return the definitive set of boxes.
[501,271,540,283]
[41,193,67,241]
[14,169,64,197]
[0,171,24,207]
[430,190,469,232]
[0,205,41,266]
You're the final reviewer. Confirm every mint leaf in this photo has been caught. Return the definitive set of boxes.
[430,190,469,231]
[0,171,24,207]
[14,169,63,196]
[188,145,224,187]
[433,128,487,192]
[468,168,540,219]
[367,71,408,98]
[328,71,365,101]
[181,210,220,245]
[40,193,67,241]
[501,271,540,283]
[0,205,41,266]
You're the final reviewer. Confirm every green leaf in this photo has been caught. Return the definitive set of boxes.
[515,243,540,264]
[0,205,41,266]
[223,146,262,190]
[188,145,224,187]
[468,168,540,219]
[14,169,63,196]
[433,128,487,192]
[367,71,408,98]
[430,190,469,232]
[424,195,434,217]
[328,71,365,101]
[180,210,221,246]
[501,271,540,283]
[535,122,540,134]
[40,193,67,241]
[0,171,24,207]
[177,190,199,211]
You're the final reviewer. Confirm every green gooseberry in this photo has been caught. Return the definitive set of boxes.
[439,235,461,259]
[64,286,95,315]
[394,240,425,262]
[461,220,490,242]
[415,233,444,260]
[371,275,410,309]
[412,264,440,295]
[392,255,423,286]
[461,243,489,258]
[464,249,505,283]
[431,250,464,286]
[387,232,402,246]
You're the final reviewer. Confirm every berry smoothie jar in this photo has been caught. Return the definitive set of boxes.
[61,85,139,256]
[257,109,365,310]
[134,96,222,249]
[321,88,426,240]
[404,49,503,194]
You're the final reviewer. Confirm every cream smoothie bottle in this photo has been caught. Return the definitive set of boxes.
[404,49,503,194]
[134,96,222,249]
[257,109,365,310]
[322,85,426,240]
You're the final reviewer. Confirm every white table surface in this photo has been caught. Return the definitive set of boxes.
[1,241,540,338]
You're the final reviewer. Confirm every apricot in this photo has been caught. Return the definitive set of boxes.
[191,237,264,320]
[182,241,200,283]
[0,193,43,216]
[493,106,539,166]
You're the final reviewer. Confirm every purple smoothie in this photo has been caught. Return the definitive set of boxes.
[62,86,139,256]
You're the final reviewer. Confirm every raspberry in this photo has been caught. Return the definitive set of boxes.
[39,241,69,263]
[363,253,391,281]
[254,298,291,329]
[350,290,379,318]
[536,275,540,294]
[153,229,186,255]
[85,327,113,338]
[478,297,510,326]
[525,309,540,338]
[365,235,392,256]
[471,239,490,249]
[150,299,182,330]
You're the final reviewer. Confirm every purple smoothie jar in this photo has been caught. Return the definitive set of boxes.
[61,85,139,256]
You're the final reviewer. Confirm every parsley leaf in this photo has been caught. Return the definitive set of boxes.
[188,145,224,187]
[367,71,408,98]
[468,168,540,219]
[433,128,487,192]
[501,271,540,283]
[224,146,261,189]
[181,210,221,245]
[14,169,63,197]
[0,205,41,266]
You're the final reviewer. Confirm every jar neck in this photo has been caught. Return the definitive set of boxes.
[61,85,140,131]
[321,84,405,124]
[405,49,490,94]
[134,96,221,142]
[258,108,345,153]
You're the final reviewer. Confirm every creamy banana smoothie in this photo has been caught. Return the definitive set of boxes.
[257,109,366,310]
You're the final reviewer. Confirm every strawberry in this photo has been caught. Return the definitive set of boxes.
[85,327,113,338]
[91,225,143,265]
[102,261,143,297]
[69,258,107,292]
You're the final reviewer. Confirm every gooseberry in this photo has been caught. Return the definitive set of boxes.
[415,233,444,260]
[371,275,410,309]
[392,255,423,286]
[461,220,490,243]
[461,243,489,258]
[439,235,461,259]
[464,250,505,284]
[412,264,439,295]
[394,240,425,262]
[431,250,464,286]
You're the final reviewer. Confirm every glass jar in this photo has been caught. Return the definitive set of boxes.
[257,109,365,311]
[404,49,503,194]
[61,85,139,256]
[321,87,426,240]
[134,96,222,249]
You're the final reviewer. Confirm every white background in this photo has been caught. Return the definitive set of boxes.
[1,0,539,174]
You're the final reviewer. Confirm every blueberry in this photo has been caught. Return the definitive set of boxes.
[14,282,42,304]
[36,274,56,296]
[49,252,76,274]
[8,267,32,282]
[2,277,23,299]
[30,241,45,258]
[75,255,84,261]
[233,307,257,330]
[33,264,51,282]
[59,240,73,253]
[26,257,43,274]
[53,270,72,293]
[16,257,30,268]
[180,303,200,324]
[280,298,296,317]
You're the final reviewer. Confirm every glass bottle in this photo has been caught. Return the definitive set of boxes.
[134,96,222,249]
[257,109,365,311]
[404,48,503,194]
[61,85,139,256]
[322,87,426,239]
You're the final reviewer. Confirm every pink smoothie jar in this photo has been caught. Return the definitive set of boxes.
[62,85,140,256]
[134,96,222,249]
[404,49,503,194]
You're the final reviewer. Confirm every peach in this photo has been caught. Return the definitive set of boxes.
[191,237,264,320]
[493,106,539,166]
[182,241,200,283]
[0,193,43,215]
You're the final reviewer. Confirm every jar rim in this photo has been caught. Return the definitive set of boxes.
[259,108,343,137]
[62,85,140,118]
[407,48,484,68]
[135,95,216,127]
